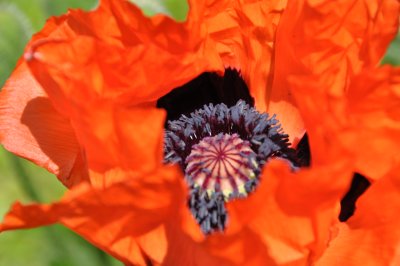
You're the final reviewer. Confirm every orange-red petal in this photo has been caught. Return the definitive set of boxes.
[0,165,187,265]
[2,1,399,265]
[341,66,400,179]
[186,159,353,265]
[0,62,87,187]
[271,0,400,144]
[19,0,300,180]
[83,105,166,187]
[23,0,295,133]
[316,164,400,265]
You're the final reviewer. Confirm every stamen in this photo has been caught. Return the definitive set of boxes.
[189,187,227,233]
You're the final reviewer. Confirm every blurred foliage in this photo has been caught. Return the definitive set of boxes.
[0,0,398,265]
[382,31,400,66]
[0,0,100,87]
[130,0,188,21]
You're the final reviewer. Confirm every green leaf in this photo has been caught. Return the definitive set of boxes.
[129,0,189,22]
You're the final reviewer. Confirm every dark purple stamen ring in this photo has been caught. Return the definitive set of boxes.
[164,100,297,170]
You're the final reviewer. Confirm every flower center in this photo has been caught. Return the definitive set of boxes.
[185,133,257,198]
[158,68,367,233]
[157,66,299,234]
[163,100,297,234]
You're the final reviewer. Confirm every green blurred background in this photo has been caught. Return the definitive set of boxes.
[0,0,398,265]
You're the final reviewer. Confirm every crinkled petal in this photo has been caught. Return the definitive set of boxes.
[19,0,301,176]
[107,0,290,112]
[201,159,353,265]
[0,4,121,186]
[291,65,400,179]
[0,62,88,187]
[276,0,399,82]
[0,13,93,187]
[316,164,400,265]
[203,0,287,110]
[68,104,166,187]
[3,1,399,265]
[0,165,186,265]
[23,35,167,181]
[24,2,223,109]
[23,0,302,143]
[341,66,400,179]
[271,0,400,144]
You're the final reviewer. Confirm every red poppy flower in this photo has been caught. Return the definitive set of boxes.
[1,0,400,265]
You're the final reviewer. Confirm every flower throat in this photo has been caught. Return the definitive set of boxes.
[158,69,299,233]
[157,69,370,234]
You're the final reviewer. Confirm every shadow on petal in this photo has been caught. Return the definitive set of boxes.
[21,96,88,187]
